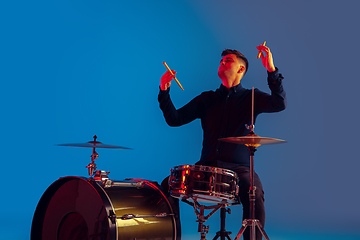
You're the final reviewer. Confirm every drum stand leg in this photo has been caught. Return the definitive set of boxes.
[195,205,210,240]
[183,199,227,240]
[234,146,269,240]
[213,206,232,240]
[234,219,269,240]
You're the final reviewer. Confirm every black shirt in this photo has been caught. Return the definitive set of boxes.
[158,68,286,168]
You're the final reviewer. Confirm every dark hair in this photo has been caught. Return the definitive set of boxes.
[221,49,249,74]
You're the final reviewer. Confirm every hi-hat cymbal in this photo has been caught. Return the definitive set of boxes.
[219,134,286,147]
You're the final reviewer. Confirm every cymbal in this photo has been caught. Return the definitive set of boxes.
[219,134,286,147]
[57,140,131,149]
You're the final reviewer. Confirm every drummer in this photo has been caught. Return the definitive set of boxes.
[158,45,286,240]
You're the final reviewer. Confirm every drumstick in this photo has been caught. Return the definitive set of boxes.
[163,62,184,91]
[257,41,266,59]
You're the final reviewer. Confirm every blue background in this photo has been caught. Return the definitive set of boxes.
[1,0,360,239]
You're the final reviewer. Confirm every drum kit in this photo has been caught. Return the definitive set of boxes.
[31,133,285,240]
[31,89,286,240]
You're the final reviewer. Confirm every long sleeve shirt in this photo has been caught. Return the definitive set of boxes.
[158,68,286,168]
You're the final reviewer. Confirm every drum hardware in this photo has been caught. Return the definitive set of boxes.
[182,198,231,240]
[219,136,286,240]
[57,135,131,177]
[169,165,239,240]
[108,210,117,224]
[119,212,175,220]
[103,179,145,188]
[218,87,287,240]
[93,170,110,181]
[87,149,98,177]
[213,207,232,240]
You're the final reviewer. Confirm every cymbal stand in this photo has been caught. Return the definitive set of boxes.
[86,135,99,176]
[182,199,229,240]
[216,87,286,240]
[234,144,269,240]
[235,87,269,240]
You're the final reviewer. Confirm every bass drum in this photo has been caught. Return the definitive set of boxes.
[31,176,180,240]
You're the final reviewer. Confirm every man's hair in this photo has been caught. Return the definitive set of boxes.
[221,49,249,75]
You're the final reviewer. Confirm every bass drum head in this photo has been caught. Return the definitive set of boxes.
[31,176,180,240]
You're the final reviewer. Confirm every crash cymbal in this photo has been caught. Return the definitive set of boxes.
[219,134,286,147]
[57,135,131,149]
[57,142,131,149]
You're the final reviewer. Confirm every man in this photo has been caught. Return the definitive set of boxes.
[158,45,286,240]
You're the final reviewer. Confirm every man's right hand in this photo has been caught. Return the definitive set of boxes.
[160,70,176,91]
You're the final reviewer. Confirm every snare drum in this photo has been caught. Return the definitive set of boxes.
[31,176,180,240]
[169,165,239,204]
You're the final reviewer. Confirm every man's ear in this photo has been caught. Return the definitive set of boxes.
[238,65,245,74]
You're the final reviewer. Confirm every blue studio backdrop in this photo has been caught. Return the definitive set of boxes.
[1,1,360,239]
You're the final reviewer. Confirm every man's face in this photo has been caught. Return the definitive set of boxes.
[218,54,243,80]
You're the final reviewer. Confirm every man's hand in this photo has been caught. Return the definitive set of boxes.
[256,45,276,72]
[160,70,176,91]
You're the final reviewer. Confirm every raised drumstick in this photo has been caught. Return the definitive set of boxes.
[257,41,266,59]
[162,62,184,91]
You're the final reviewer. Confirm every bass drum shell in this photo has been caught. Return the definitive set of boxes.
[31,176,180,240]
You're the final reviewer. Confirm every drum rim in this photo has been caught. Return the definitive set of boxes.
[30,176,117,240]
[172,164,238,177]
[127,178,180,240]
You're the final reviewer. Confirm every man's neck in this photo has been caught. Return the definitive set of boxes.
[222,78,240,89]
